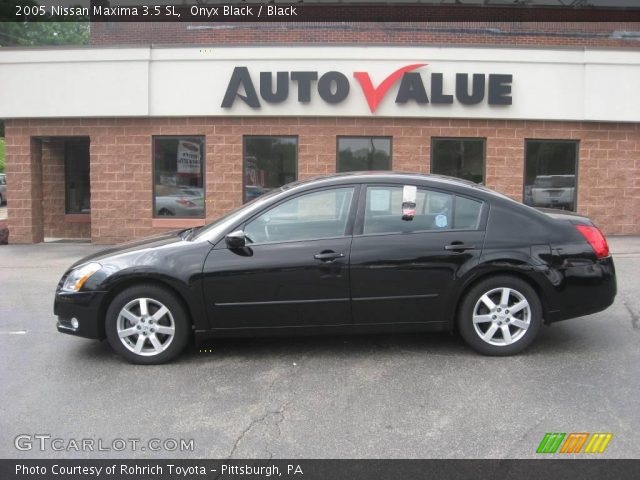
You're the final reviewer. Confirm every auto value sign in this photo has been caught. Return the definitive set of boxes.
[221,63,513,113]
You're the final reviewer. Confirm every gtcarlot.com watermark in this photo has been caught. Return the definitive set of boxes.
[14,434,195,453]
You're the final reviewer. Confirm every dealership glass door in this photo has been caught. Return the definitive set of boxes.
[65,140,91,214]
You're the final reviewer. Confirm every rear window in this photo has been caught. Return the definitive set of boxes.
[533,176,575,188]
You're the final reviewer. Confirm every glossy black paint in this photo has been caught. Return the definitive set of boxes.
[55,172,616,342]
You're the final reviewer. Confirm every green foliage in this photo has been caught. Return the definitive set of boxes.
[0,138,5,174]
[0,0,90,48]
[0,21,90,46]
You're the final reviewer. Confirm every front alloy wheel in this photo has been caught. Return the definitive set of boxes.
[458,275,542,356]
[105,284,190,364]
[116,298,176,356]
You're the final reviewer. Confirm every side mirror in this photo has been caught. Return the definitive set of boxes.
[225,230,247,249]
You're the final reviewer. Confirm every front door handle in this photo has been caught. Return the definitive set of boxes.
[444,243,476,252]
[314,251,345,262]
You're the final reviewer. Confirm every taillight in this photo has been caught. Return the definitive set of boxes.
[176,198,196,207]
[575,224,609,258]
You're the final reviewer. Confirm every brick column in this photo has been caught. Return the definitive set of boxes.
[6,130,44,244]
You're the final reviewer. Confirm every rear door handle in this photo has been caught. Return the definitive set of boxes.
[444,244,476,252]
[314,251,345,262]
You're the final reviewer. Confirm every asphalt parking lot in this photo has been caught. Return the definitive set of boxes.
[1,238,639,459]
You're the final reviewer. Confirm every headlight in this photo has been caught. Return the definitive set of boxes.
[61,262,102,292]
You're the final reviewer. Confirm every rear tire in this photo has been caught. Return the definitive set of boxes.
[105,284,190,364]
[458,275,542,356]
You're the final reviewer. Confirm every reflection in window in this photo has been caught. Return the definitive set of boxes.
[524,140,578,211]
[244,136,297,203]
[337,137,391,172]
[245,187,354,244]
[65,140,90,214]
[153,137,205,218]
[432,138,485,184]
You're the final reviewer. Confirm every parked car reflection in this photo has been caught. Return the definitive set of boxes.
[530,174,575,210]
[155,186,204,217]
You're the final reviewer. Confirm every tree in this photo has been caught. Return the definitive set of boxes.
[0,21,89,47]
[0,0,89,47]
[0,138,5,174]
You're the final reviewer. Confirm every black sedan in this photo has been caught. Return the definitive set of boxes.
[55,173,616,364]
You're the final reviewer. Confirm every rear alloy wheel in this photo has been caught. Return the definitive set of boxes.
[105,285,190,364]
[458,276,542,356]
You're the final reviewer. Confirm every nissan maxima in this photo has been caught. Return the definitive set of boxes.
[55,173,616,364]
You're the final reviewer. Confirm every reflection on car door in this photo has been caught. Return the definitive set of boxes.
[202,186,357,329]
[350,185,486,326]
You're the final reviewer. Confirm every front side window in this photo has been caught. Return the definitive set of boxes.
[362,185,482,235]
[65,140,90,214]
[244,136,297,203]
[245,187,355,244]
[524,140,578,211]
[153,136,205,218]
[337,137,392,172]
[431,138,485,184]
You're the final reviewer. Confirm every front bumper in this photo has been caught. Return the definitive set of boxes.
[54,291,108,340]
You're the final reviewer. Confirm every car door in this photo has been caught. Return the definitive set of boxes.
[350,184,486,326]
[202,186,358,329]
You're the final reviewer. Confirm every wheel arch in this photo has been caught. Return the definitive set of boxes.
[447,265,551,331]
[97,276,195,340]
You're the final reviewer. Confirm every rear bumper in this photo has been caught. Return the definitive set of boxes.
[54,291,107,340]
[545,255,616,323]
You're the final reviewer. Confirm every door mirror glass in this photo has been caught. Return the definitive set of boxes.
[226,230,247,249]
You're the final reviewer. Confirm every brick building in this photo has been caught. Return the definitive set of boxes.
[1,17,639,243]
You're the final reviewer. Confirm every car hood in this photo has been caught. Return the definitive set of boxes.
[69,230,185,269]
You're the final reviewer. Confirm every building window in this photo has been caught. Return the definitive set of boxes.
[243,136,298,203]
[65,140,90,214]
[337,137,392,172]
[431,138,485,184]
[153,136,205,218]
[524,140,578,212]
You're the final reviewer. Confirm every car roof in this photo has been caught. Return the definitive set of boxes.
[286,171,509,201]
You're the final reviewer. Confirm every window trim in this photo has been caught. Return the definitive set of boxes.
[353,183,486,237]
[336,136,393,173]
[523,138,579,212]
[152,135,206,220]
[242,135,299,204]
[237,184,361,247]
[430,137,487,184]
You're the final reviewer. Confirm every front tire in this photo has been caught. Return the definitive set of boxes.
[105,284,190,364]
[458,275,542,356]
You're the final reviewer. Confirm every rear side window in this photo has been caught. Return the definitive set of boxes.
[362,186,483,235]
[454,196,483,230]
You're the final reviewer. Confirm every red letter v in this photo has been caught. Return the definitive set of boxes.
[354,63,427,113]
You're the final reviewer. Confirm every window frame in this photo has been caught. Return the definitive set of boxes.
[152,135,206,219]
[430,137,487,184]
[238,184,361,247]
[242,135,299,204]
[353,183,487,237]
[64,138,91,215]
[336,136,393,173]
[523,138,579,212]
